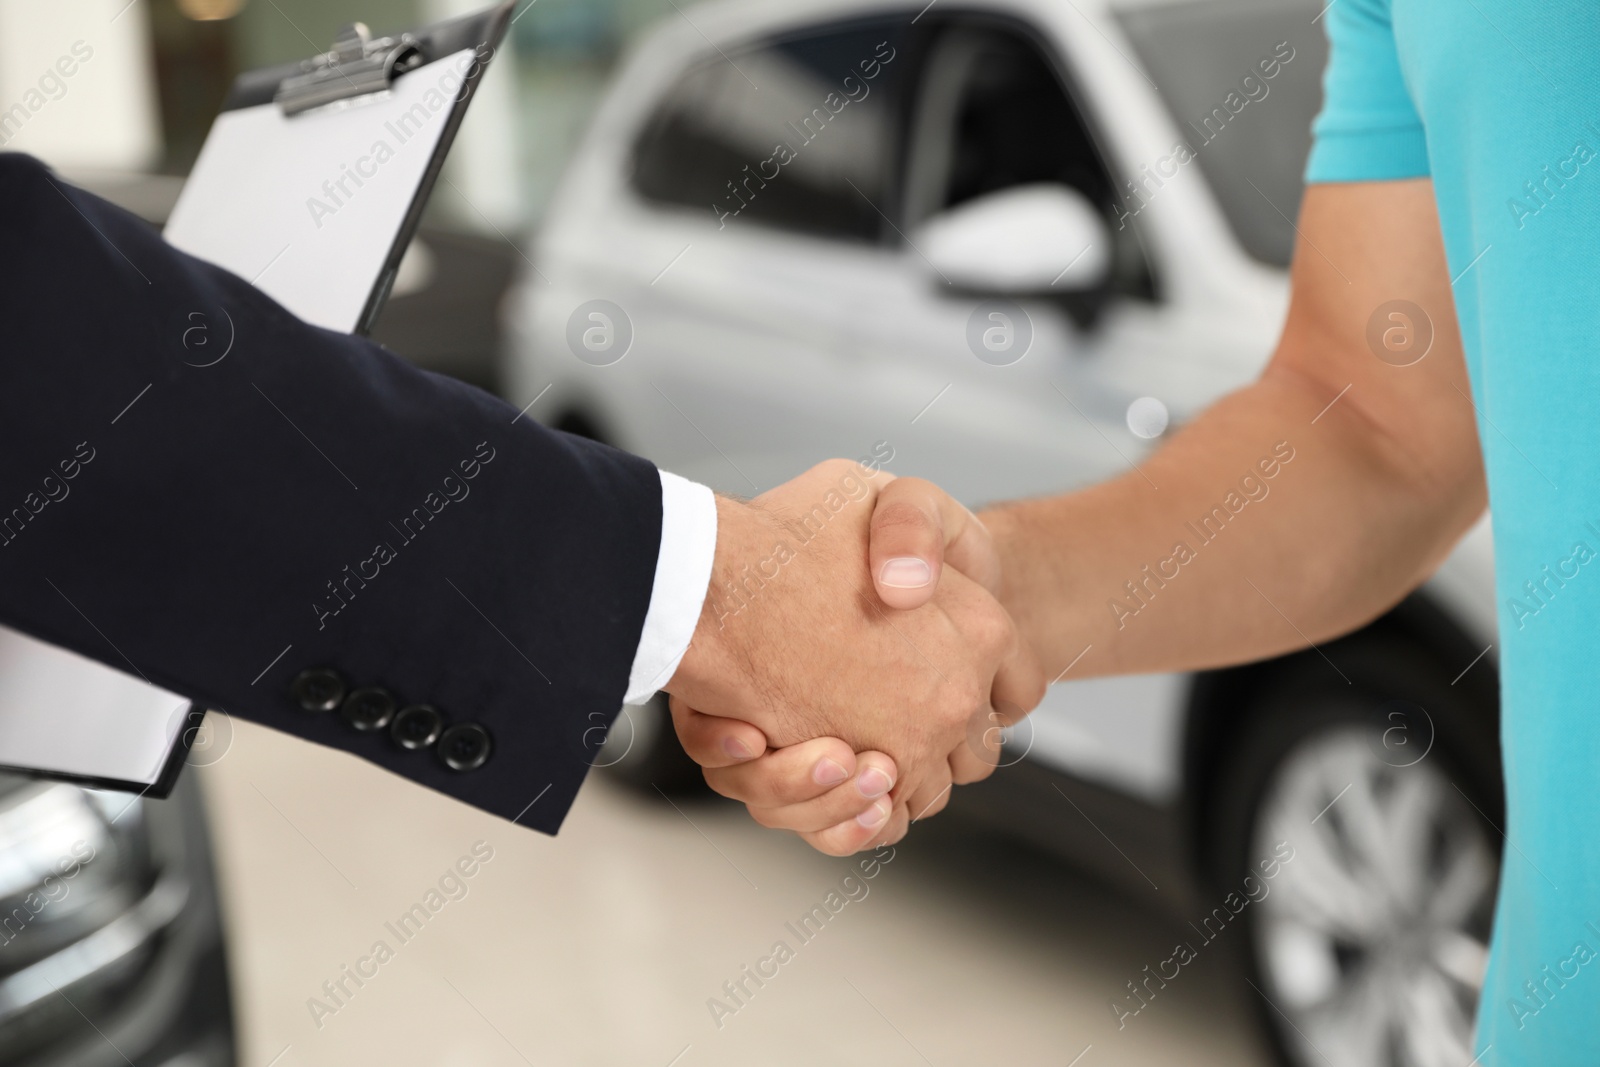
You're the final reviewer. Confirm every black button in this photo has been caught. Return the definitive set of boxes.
[341,687,396,732]
[391,704,443,750]
[291,667,344,713]
[438,723,492,772]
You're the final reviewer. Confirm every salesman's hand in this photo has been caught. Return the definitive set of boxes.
[667,464,1035,853]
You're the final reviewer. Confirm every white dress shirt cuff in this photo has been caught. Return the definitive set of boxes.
[622,470,717,705]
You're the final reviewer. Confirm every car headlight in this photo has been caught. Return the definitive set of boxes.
[0,778,188,1063]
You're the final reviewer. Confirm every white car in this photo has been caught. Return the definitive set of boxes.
[504,1,1502,1063]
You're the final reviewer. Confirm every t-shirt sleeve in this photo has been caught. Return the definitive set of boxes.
[1305,0,1430,183]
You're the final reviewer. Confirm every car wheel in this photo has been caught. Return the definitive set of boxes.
[595,693,709,796]
[1214,649,1501,1067]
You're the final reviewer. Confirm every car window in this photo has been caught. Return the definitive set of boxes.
[630,19,910,241]
[1115,0,1327,267]
[904,21,1155,299]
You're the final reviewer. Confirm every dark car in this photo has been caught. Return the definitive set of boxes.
[0,769,233,1067]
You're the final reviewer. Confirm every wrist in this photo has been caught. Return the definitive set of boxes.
[665,494,768,708]
[979,501,1084,678]
[976,504,1025,613]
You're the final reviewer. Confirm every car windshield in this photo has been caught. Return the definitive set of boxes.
[1115,0,1328,267]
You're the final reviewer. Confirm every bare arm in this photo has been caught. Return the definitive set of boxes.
[679,179,1490,851]
[981,179,1487,681]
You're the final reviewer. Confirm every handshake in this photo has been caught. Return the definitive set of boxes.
[663,459,1046,856]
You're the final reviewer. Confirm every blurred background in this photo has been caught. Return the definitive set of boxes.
[0,1,1505,1065]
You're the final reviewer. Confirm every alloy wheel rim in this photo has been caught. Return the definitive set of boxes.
[1248,726,1498,1067]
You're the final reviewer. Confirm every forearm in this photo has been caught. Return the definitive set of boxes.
[981,365,1486,682]
[0,155,662,832]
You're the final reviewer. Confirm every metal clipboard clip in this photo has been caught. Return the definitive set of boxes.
[274,22,429,117]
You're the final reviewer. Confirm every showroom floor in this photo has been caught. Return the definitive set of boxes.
[197,718,1274,1067]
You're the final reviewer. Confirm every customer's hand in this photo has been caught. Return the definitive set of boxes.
[674,704,907,853]
[863,475,1002,611]
[666,463,1037,853]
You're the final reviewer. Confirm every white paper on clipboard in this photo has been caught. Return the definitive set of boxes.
[0,4,511,795]
[164,47,477,333]
[0,634,195,791]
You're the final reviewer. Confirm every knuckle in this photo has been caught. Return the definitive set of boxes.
[764,775,807,807]
[958,673,991,713]
[808,830,856,857]
[871,499,933,537]
[766,786,803,811]
[978,605,1013,654]
[956,758,996,785]
[810,458,856,482]
[749,806,785,830]
[936,692,975,732]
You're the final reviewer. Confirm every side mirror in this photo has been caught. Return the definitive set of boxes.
[916,183,1112,295]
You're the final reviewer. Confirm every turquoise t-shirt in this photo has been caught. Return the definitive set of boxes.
[1308,1,1600,1062]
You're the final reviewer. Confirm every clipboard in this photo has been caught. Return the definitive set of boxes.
[166,1,514,334]
[0,3,513,796]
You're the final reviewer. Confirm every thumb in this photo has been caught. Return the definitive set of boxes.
[869,477,1000,609]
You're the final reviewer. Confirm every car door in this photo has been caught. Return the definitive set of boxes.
[612,17,926,491]
[874,12,1196,798]
[873,13,1176,504]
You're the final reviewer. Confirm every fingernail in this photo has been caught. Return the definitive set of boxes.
[813,758,849,786]
[722,737,753,760]
[857,798,890,829]
[879,557,932,589]
[856,768,892,798]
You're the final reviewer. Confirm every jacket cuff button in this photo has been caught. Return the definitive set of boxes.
[341,687,396,731]
[290,667,345,713]
[438,723,492,772]
[391,704,443,750]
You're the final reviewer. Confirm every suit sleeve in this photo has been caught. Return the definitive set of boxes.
[0,152,661,833]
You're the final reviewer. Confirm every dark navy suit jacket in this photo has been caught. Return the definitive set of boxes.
[0,153,661,833]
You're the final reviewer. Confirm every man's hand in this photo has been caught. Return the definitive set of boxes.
[675,474,1016,852]
[674,705,908,853]
[678,182,1490,854]
[865,476,1001,610]
[665,460,1044,854]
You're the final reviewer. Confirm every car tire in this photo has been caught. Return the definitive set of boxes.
[595,693,710,796]
[1210,640,1502,1067]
